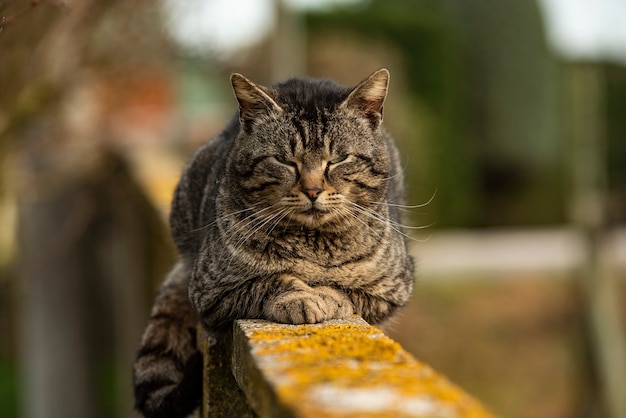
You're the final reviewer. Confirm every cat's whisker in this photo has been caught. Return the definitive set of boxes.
[223,209,287,270]
[369,189,438,209]
[377,169,403,182]
[227,212,278,250]
[337,206,386,241]
[351,200,434,229]
[218,209,279,260]
[226,205,290,256]
[222,203,282,236]
[189,204,264,234]
[365,204,429,217]
[346,201,432,243]
[268,207,295,236]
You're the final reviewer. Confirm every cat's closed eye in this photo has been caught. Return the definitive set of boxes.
[328,155,350,165]
[273,156,298,170]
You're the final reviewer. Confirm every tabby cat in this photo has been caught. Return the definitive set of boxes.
[133,69,415,418]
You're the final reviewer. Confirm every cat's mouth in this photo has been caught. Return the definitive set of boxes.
[302,207,327,217]
[295,207,332,227]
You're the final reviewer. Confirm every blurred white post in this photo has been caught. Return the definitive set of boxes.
[271,0,306,81]
[570,63,626,418]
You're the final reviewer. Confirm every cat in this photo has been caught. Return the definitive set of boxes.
[133,69,415,418]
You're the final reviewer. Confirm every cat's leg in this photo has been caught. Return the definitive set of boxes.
[346,271,414,325]
[264,276,354,324]
[190,273,354,328]
[346,289,402,325]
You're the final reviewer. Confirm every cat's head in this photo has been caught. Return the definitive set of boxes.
[225,69,392,230]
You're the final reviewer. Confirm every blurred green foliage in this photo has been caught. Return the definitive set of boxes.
[606,64,626,222]
[307,0,572,228]
[0,358,18,418]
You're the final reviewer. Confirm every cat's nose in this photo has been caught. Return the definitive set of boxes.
[302,186,323,202]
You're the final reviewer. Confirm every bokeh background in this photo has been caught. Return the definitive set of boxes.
[1,0,626,417]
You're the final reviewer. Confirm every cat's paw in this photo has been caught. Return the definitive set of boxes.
[266,288,353,325]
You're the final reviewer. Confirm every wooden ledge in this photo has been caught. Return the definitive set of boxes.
[222,316,496,418]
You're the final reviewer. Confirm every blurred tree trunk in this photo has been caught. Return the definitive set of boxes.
[8,3,101,418]
[1,1,175,417]
[569,63,626,418]
[16,148,172,418]
[18,185,99,418]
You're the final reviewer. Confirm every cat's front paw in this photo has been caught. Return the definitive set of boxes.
[266,288,353,325]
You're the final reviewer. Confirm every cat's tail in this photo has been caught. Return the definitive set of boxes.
[133,262,203,418]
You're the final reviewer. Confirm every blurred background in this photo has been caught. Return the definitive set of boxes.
[1,0,625,417]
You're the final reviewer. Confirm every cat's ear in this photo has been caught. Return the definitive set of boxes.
[341,68,389,128]
[231,73,282,125]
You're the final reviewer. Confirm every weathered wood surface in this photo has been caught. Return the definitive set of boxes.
[202,316,495,418]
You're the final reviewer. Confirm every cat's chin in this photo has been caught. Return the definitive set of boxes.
[293,208,333,228]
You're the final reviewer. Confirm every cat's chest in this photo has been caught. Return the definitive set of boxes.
[264,230,386,282]
[211,222,390,284]
[288,253,383,287]
[269,228,367,263]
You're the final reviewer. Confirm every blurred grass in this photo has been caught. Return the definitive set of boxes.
[387,275,625,418]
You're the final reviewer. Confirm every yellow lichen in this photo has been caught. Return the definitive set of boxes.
[240,320,496,418]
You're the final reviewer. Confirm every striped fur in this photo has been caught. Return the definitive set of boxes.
[133,69,415,417]
[133,263,202,418]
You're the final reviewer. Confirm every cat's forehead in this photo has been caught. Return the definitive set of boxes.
[272,78,351,115]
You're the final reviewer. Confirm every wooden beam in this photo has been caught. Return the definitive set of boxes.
[219,316,496,418]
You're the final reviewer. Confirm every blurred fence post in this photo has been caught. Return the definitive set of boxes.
[11,3,103,417]
[271,0,306,81]
[17,188,99,418]
[569,63,626,418]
